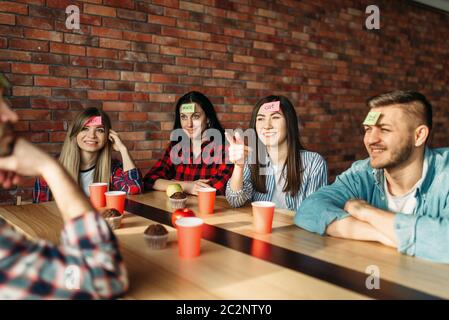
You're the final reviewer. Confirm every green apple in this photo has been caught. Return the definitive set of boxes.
[166,183,183,197]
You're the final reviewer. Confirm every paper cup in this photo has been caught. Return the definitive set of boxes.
[251,201,275,234]
[176,217,204,258]
[89,183,108,209]
[197,187,216,215]
[105,191,126,214]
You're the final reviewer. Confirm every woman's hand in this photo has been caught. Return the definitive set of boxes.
[109,129,127,152]
[225,131,251,168]
[182,179,211,195]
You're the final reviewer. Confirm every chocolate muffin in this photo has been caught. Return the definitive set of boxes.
[102,208,121,218]
[144,224,168,249]
[169,192,187,209]
[101,208,122,230]
[170,192,187,199]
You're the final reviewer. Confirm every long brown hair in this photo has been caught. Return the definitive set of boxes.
[59,107,112,184]
[249,95,305,197]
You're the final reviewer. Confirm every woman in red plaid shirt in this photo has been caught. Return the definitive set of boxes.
[33,108,143,203]
[143,91,234,195]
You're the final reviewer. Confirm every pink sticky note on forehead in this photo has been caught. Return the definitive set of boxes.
[84,116,102,126]
[260,101,280,113]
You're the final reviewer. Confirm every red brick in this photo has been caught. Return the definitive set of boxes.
[176,57,200,67]
[30,121,64,131]
[16,109,50,120]
[151,74,178,83]
[49,132,66,142]
[119,92,148,102]
[71,78,103,89]
[35,76,69,87]
[103,0,135,9]
[119,112,148,121]
[0,1,28,14]
[122,31,153,43]
[51,66,87,78]
[135,140,161,150]
[86,47,118,59]
[148,14,176,26]
[224,28,244,38]
[161,27,187,38]
[212,70,235,79]
[84,4,116,17]
[117,8,147,21]
[118,132,146,141]
[88,69,120,80]
[0,49,31,62]
[24,28,63,42]
[16,16,52,30]
[99,38,131,50]
[233,55,254,64]
[91,26,122,39]
[151,0,179,8]
[9,38,48,52]
[129,150,152,160]
[160,45,185,56]
[103,101,134,111]
[12,63,49,74]
[50,43,85,56]
[149,94,176,103]
[120,71,151,82]
[186,30,210,41]
[88,90,119,100]
[255,25,276,35]
[135,83,163,92]
[179,1,203,13]
[13,86,51,96]
[0,13,15,25]
[31,98,68,109]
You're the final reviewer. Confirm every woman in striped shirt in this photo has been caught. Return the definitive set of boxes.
[226,95,328,211]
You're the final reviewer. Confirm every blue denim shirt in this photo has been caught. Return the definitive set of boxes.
[295,147,449,263]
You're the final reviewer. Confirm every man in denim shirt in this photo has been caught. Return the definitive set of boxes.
[295,90,449,263]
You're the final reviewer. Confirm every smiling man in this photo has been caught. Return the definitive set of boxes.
[295,90,449,263]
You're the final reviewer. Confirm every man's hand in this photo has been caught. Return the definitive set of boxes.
[182,179,211,195]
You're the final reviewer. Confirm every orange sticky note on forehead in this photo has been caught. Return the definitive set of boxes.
[260,101,280,113]
[84,116,102,126]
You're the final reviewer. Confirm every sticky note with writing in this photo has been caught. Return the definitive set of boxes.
[363,111,381,126]
[260,101,280,113]
[181,103,195,113]
[84,116,102,126]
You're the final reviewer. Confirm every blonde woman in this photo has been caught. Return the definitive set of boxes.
[33,107,142,203]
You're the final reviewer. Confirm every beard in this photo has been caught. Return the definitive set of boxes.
[370,139,414,170]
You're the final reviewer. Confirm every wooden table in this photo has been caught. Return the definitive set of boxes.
[1,191,449,299]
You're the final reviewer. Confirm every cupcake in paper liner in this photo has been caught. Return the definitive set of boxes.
[144,224,169,249]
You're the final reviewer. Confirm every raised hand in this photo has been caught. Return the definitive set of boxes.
[225,131,251,167]
[109,129,126,152]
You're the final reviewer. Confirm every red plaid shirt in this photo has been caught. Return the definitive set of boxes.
[33,159,143,203]
[143,140,234,195]
[0,211,128,299]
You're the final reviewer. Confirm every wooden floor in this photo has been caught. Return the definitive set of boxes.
[1,191,449,299]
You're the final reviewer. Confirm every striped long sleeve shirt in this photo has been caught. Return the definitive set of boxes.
[226,150,328,211]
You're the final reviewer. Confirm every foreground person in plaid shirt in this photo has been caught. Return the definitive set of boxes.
[33,107,142,203]
[144,91,233,195]
[0,74,128,299]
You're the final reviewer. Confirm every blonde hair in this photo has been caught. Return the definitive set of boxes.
[59,107,112,184]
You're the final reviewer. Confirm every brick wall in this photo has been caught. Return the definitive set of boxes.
[1,0,448,204]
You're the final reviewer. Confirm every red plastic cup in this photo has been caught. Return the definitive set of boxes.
[197,187,216,215]
[251,201,275,234]
[176,217,204,258]
[89,183,108,209]
[105,191,126,214]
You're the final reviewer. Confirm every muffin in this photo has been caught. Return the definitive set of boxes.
[101,208,122,230]
[144,224,169,249]
[169,191,187,209]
